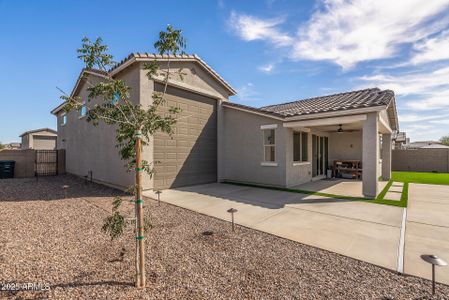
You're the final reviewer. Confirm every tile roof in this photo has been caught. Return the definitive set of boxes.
[223,88,395,119]
[259,88,394,117]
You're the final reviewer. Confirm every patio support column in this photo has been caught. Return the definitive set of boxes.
[362,113,379,198]
[382,133,392,181]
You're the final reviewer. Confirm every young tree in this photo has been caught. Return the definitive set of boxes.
[59,25,186,288]
[440,135,449,146]
[0,142,5,150]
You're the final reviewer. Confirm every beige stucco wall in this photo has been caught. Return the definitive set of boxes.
[57,64,151,190]
[329,131,363,162]
[392,149,449,172]
[57,60,231,190]
[157,61,231,99]
[0,150,35,177]
[222,108,287,187]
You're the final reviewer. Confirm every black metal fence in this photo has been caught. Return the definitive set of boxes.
[35,150,58,176]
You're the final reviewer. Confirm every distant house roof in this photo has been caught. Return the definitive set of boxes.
[20,128,57,137]
[393,131,406,142]
[223,88,398,130]
[421,144,449,149]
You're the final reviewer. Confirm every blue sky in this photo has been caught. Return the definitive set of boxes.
[1,0,449,143]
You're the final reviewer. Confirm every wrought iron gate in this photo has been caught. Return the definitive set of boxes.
[35,150,58,176]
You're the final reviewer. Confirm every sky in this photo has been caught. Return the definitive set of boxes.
[1,0,449,143]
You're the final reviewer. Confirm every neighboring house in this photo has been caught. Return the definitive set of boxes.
[420,144,449,149]
[20,128,57,150]
[51,53,398,198]
[392,131,407,149]
[404,140,444,149]
[5,142,21,150]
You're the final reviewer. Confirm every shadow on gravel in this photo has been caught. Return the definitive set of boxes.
[0,174,125,202]
[51,281,133,289]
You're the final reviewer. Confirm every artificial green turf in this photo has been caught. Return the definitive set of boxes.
[371,180,408,207]
[392,171,449,185]
[224,180,408,207]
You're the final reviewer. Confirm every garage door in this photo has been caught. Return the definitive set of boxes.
[153,84,217,189]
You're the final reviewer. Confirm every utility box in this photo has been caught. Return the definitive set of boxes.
[0,160,15,179]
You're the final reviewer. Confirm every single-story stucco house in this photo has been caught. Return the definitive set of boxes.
[51,53,398,198]
[20,128,57,150]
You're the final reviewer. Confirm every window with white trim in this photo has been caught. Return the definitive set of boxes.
[293,131,308,162]
[61,114,67,126]
[263,129,276,162]
[80,105,87,118]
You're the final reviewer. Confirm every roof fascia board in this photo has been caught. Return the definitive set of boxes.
[52,70,109,115]
[110,56,236,95]
[222,104,284,121]
[379,115,393,134]
[283,114,367,128]
[283,105,386,121]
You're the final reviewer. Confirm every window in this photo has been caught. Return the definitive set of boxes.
[80,105,87,118]
[293,131,308,162]
[61,114,67,126]
[263,129,276,162]
[111,92,120,105]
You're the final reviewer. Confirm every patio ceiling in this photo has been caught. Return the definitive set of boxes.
[284,113,392,134]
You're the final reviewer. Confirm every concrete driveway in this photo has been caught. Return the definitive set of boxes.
[404,183,449,285]
[144,183,404,271]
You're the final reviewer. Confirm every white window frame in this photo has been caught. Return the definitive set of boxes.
[79,103,87,119]
[261,126,277,166]
[293,131,309,163]
[61,113,67,126]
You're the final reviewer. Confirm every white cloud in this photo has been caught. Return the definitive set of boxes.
[229,11,293,47]
[293,0,449,69]
[410,30,449,64]
[258,63,274,73]
[235,82,260,101]
[358,66,449,110]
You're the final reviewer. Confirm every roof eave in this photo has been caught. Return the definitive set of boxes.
[110,54,237,96]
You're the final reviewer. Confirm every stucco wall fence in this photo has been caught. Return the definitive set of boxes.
[392,149,449,173]
[0,149,66,178]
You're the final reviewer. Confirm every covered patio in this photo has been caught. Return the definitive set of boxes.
[285,111,394,198]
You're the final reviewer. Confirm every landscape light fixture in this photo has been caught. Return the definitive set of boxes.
[421,254,447,295]
[155,190,162,206]
[227,208,238,232]
[62,185,69,199]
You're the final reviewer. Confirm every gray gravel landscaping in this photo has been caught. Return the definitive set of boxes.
[1,175,448,299]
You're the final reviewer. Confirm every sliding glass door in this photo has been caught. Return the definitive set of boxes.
[312,134,328,178]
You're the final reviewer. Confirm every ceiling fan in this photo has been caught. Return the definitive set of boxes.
[335,124,356,133]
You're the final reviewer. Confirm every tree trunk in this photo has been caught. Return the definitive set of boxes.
[135,130,146,288]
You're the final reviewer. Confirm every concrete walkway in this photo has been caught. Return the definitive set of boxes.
[144,183,403,270]
[404,183,449,284]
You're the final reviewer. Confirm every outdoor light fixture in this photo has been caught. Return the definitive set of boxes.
[421,254,447,295]
[227,208,238,232]
[155,190,162,206]
[62,185,69,199]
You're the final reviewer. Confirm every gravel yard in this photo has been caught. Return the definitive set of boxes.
[1,175,448,299]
